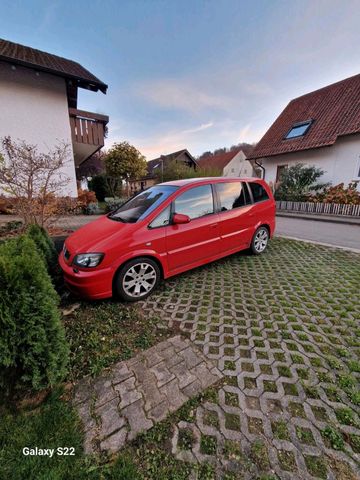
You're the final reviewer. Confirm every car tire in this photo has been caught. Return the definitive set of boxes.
[250,226,269,255]
[114,257,161,302]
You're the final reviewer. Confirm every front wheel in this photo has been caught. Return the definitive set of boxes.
[115,257,161,302]
[250,226,269,255]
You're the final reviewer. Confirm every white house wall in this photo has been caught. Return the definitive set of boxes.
[0,61,77,196]
[261,135,360,189]
[223,151,255,177]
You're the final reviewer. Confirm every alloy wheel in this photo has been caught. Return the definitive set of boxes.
[254,228,268,253]
[122,262,157,298]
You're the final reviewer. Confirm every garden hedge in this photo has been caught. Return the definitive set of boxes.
[0,235,68,395]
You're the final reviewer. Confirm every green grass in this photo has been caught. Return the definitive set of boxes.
[1,384,224,480]
[305,455,327,479]
[63,301,168,380]
[322,426,344,450]
[249,440,270,471]
[271,420,289,440]
[0,389,99,480]
[335,407,358,427]
[200,435,217,455]
[178,429,194,451]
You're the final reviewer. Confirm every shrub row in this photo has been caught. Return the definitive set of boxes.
[0,225,68,397]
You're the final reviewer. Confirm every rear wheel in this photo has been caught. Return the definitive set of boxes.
[251,226,269,255]
[115,257,160,302]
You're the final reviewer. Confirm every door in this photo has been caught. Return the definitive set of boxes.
[165,184,221,271]
[215,181,255,253]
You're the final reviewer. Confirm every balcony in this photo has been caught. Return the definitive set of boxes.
[69,108,109,166]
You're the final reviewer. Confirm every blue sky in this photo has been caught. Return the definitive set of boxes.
[1,0,360,159]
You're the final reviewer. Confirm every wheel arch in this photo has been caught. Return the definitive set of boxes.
[255,222,271,236]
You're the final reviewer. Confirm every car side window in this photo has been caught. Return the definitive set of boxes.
[149,205,171,228]
[174,185,214,219]
[249,182,269,202]
[216,182,247,211]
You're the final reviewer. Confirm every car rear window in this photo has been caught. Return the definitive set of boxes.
[249,182,269,203]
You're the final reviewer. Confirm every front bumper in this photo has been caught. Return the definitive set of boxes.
[59,253,113,299]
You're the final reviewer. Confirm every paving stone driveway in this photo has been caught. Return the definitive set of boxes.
[141,239,360,479]
[73,336,221,455]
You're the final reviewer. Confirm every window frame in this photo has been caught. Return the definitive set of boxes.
[354,156,360,180]
[171,183,216,222]
[276,164,288,182]
[214,181,252,214]
[284,120,313,140]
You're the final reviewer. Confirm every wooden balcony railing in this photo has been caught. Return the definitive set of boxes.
[69,108,109,147]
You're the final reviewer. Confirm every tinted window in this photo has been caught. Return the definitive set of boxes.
[217,182,247,211]
[174,185,213,219]
[108,185,177,223]
[149,205,171,228]
[249,182,269,203]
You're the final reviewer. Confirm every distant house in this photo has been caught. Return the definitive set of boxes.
[197,147,255,177]
[0,38,109,197]
[248,74,360,189]
[129,149,197,193]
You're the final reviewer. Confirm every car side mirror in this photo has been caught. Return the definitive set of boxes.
[172,213,191,225]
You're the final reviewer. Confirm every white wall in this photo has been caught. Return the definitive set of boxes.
[261,135,360,189]
[0,61,77,196]
[223,150,255,177]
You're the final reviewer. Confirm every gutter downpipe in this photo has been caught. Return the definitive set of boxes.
[254,159,266,180]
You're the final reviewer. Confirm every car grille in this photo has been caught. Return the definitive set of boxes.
[63,245,71,261]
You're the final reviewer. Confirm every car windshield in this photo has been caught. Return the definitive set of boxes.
[108,185,178,223]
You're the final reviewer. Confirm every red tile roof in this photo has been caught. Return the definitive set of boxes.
[248,74,360,159]
[0,38,107,93]
[197,147,252,171]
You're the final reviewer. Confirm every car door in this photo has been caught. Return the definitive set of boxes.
[215,181,255,253]
[165,184,221,271]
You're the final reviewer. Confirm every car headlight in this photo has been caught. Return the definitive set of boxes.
[73,253,104,268]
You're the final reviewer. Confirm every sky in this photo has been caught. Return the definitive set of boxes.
[1,0,360,159]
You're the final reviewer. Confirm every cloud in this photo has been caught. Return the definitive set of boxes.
[182,122,214,134]
[134,79,232,113]
[38,2,59,33]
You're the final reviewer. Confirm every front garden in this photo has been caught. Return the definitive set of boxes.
[1,230,359,479]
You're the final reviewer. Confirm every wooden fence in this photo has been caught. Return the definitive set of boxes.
[276,201,360,217]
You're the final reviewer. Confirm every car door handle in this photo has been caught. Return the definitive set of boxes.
[210,223,218,228]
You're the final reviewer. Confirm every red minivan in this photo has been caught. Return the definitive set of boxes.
[59,178,275,301]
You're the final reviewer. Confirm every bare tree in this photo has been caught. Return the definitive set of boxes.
[0,136,71,227]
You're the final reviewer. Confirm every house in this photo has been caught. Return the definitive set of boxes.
[247,74,360,189]
[129,149,197,193]
[197,147,255,177]
[0,38,109,197]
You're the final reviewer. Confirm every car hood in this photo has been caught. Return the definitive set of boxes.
[65,215,132,254]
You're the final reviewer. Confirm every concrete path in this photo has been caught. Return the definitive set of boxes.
[276,212,360,225]
[275,216,360,250]
[73,335,222,454]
